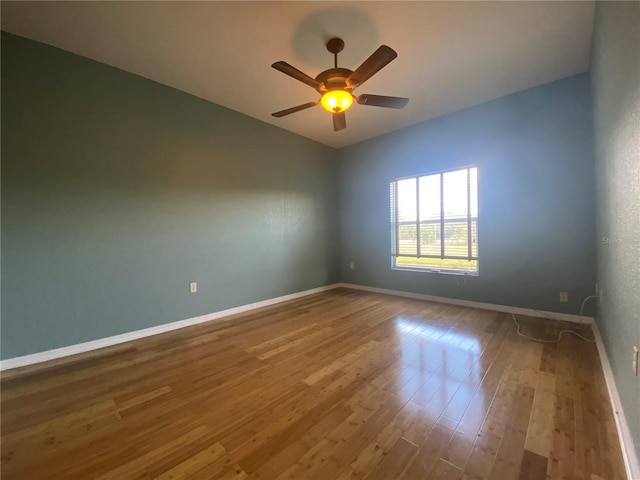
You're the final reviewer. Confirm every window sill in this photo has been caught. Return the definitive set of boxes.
[392,267,479,276]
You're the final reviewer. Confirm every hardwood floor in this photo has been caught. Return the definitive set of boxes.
[0,288,626,479]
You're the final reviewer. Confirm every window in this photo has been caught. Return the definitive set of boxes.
[390,166,478,274]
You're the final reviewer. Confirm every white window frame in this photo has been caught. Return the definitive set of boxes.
[390,166,478,275]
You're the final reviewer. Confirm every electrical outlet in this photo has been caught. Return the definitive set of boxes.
[189,282,197,293]
[633,346,638,376]
[599,287,603,306]
[349,262,355,270]
[559,291,568,303]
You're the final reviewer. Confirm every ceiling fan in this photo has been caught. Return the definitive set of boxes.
[271,38,409,131]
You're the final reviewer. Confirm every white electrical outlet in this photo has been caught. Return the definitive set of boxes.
[349,262,355,270]
[599,288,603,306]
[559,291,568,303]
[189,282,197,293]
[633,346,638,376]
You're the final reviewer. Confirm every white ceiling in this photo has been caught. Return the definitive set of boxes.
[1,1,595,149]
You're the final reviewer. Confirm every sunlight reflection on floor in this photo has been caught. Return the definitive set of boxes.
[394,316,485,422]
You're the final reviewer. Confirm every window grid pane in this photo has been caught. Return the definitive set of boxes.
[398,224,417,256]
[419,222,441,256]
[397,178,417,222]
[444,221,469,257]
[419,176,440,221]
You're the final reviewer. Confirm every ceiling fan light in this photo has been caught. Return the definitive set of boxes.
[321,90,353,113]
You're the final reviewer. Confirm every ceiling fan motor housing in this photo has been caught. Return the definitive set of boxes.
[315,68,354,93]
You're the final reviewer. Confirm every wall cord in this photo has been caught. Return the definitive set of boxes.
[511,295,598,343]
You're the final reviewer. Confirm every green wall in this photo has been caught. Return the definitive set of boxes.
[1,32,338,359]
[591,1,640,461]
[338,74,596,315]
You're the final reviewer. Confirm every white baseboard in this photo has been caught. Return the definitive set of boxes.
[592,323,640,480]
[0,283,595,372]
[338,283,594,324]
[0,284,341,371]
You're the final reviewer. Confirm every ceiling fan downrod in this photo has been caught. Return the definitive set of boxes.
[326,37,345,69]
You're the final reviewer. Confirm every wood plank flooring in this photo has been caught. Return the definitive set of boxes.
[0,288,627,479]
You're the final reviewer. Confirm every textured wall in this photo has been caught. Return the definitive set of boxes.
[1,33,338,359]
[591,1,640,461]
[338,74,596,315]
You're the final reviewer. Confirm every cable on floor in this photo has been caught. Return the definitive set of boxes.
[511,295,598,343]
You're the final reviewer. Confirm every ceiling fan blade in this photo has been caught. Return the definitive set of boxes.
[357,94,409,109]
[346,45,398,90]
[333,112,346,131]
[272,102,318,118]
[272,61,322,90]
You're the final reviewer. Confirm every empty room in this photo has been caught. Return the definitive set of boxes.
[1,1,638,479]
